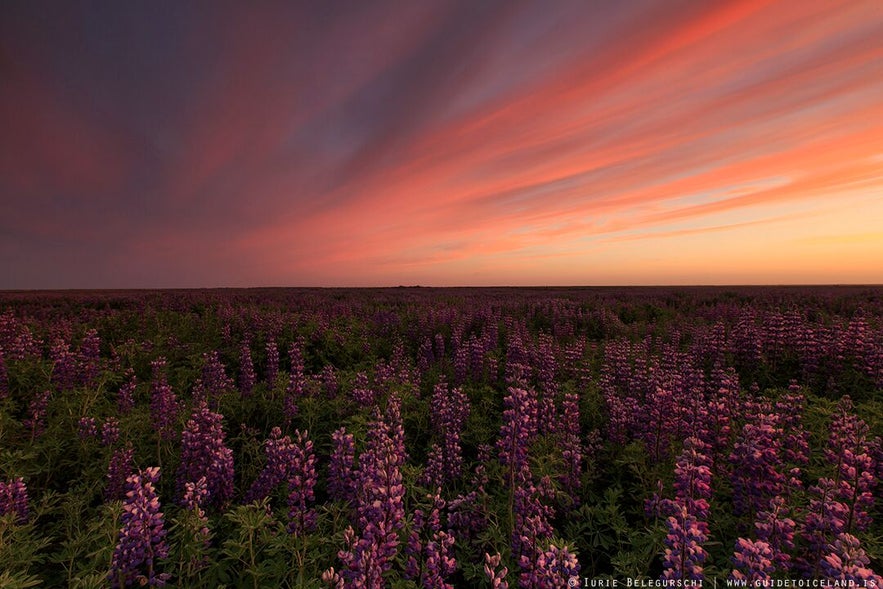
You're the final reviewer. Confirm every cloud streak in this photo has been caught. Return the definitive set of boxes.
[1,0,882,287]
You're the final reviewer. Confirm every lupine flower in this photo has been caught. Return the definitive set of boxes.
[320,364,338,397]
[559,391,583,505]
[799,477,851,575]
[108,467,171,588]
[287,338,306,398]
[0,311,42,361]
[327,427,357,503]
[195,350,234,406]
[176,401,234,510]
[78,416,98,440]
[117,370,137,415]
[182,476,211,557]
[485,552,510,589]
[349,371,375,407]
[101,417,121,447]
[23,389,51,439]
[754,496,796,571]
[321,567,344,589]
[820,533,883,585]
[286,430,317,536]
[524,543,580,589]
[672,437,713,520]
[50,338,77,391]
[78,328,101,387]
[149,358,179,442]
[497,386,539,476]
[422,531,456,589]
[265,339,279,386]
[338,401,407,586]
[514,472,556,586]
[420,380,469,488]
[239,341,256,397]
[243,426,295,504]
[730,538,774,583]
[702,365,739,460]
[661,503,708,581]
[730,413,786,518]
[776,385,810,466]
[106,444,135,501]
[0,477,29,523]
[825,396,877,533]
[404,491,456,588]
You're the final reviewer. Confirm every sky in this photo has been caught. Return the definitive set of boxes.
[1,0,882,288]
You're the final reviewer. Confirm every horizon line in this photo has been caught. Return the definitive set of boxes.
[2,283,883,294]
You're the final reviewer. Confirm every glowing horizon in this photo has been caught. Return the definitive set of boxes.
[2,1,882,288]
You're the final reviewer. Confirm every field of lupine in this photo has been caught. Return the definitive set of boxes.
[0,286,881,588]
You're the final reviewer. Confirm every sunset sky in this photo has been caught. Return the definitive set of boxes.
[2,0,882,288]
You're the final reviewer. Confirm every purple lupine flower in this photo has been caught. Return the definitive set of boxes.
[108,467,171,588]
[702,365,739,460]
[106,443,135,501]
[559,391,583,505]
[525,543,580,589]
[349,371,375,407]
[404,511,425,581]
[265,338,279,386]
[338,401,407,586]
[825,396,877,534]
[78,416,98,440]
[287,337,306,395]
[754,496,796,572]
[730,538,774,583]
[423,531,456,589]
[513,472,556,587]
[23,389,51,439]
[0,477,29,523]
[420,380,469,488]
[799,477,851,575]
[661,503,708,581]
[239,341,256,397]
[149,358,179,442]
[729,413,786,518]
[776,385,810,466]
[320,364,338,397]
[283,338,307,425]
[497,386,539,477]
[194,350,234,407]
[485,552,510,589]
[78,328,101,387]
[117,370,137,415]
[50,338,77,391]
[321,567,344,589]
[820,533,883,585]
[101,417,121,447]
[287,430,317,536]
[0,311,42,361]
[327,427,357,503]
[176,401,234,510]
[672,437,713,520]
[243,426,296,504]
[182,476,210,551]
[404,492,457,588]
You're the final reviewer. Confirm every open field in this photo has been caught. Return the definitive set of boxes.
[1,286,881,587]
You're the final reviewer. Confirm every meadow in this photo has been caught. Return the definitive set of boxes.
[0,286,881,587]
